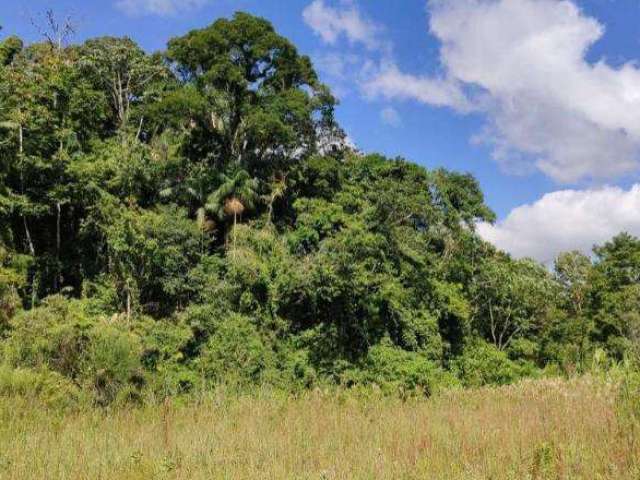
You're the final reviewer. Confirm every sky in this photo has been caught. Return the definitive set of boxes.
[2,0,640,263]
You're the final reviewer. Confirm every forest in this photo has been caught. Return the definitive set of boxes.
[0,11,639,407]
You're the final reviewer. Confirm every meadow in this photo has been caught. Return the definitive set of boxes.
[1,376,637,480]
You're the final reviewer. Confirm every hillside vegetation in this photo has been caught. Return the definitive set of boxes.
[0,12,639,405]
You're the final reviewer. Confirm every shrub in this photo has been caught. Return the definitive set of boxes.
[3,296,144,405]
[3,296,93,378]
[83,325,144,406]
[197,313,274,387]
[342,342,458,395]
[0,364,82,409]
[135,318,199,397]
[507,338,539,362]
[178,302,227,353]
[280,347,319,390]
[135,316,193,369]
[452,340,535,387]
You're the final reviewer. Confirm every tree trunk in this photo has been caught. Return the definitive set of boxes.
[55,201,61,291]
[18,123,36,306]
[126,286,131,321]
[22,217,35,258]
[267,197,274,225]
[135,116,143,141]
[232,211,237,259]
[30,271,38,309]
[23,216,35,309]
[489,303,497,347]
[18,124,36,258]
[18,125,31,251]
[18,123,23,155]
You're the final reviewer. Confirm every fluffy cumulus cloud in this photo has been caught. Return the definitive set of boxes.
[302,0,382,50]
[363,0,640,183]
[115,0,209,16]
[477,184,640,262]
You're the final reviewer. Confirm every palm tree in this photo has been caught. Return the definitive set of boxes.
[160,162,217,253]
[206,169,260,254]
[263,174,287,226]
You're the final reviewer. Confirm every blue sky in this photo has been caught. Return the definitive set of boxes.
[2,0,640,261]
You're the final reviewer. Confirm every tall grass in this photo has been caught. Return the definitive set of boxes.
[0,376,637,479]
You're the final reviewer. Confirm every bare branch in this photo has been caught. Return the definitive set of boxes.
[30,9,76,50]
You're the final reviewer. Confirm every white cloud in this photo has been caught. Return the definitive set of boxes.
[302,0,382,50]
[380,106,401,127]
[363,63,472,112]
[303,1,395,102]
[115,0,209,16]
[477,185,640,262]
[364,0,640,183]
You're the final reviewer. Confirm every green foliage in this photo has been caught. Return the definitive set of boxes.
[166,11,335,175]
[83,324,143,405]
[0,35,22,65]
[94,203,202,316]
[587,234,640,359]
[2,296,143,405]
[197,313,274,387]
[471,255,556,351]
[0,11,638,404]
[452,340,535,387]
[343,342,459,395]
[0,245,28,332]
[79,36,168,129]
[0,364,81,409]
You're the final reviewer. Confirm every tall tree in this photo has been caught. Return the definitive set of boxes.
[471,255,556,351]
[166,12,336,176]
[590,233,640,358]
[80,37,167,130]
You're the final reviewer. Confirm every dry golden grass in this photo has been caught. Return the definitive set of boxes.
[0,376,638,479]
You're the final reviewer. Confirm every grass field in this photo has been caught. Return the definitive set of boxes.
[0,376,638,479]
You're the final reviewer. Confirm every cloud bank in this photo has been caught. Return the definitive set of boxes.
[477,184,640,262]
[361,0,640,183]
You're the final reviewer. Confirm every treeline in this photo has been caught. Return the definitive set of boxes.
[0,13,638,405]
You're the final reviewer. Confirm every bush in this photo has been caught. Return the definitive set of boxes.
[3,296,144,405]
[197,313,274,387]
[135,317,199,397]
[3,296,93,377]
[0,364,82,409]
[452,340,535,387]
[279,347,319,390]
[507,338,539,362]
[178,302,226,353]
[83,325,144,405]
[342,342,459,396]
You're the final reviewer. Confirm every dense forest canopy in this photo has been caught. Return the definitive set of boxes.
[0,12,638,404]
